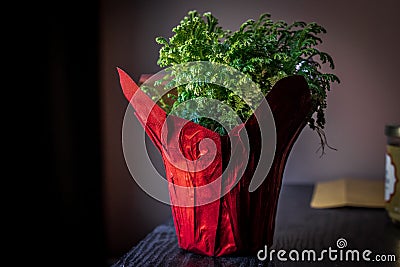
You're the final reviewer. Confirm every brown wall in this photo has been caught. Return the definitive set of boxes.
[100,0,400,260]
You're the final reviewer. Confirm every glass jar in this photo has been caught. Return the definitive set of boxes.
[385,124,400,226]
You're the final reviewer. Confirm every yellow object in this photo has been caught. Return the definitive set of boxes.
[310,178,385,209]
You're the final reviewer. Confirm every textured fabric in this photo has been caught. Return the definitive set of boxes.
[118,68,311,256]
[111,219,263,267]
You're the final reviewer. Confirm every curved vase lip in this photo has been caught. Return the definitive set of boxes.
[120,65,307,137]
[118,66,310,141]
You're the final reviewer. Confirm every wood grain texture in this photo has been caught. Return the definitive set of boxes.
[112,185,400,267]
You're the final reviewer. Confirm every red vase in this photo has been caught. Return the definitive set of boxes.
[118,68,312,256]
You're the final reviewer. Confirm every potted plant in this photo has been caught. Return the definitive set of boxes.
[118,10,339,256]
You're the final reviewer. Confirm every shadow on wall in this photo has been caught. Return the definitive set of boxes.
[27,0,107,266]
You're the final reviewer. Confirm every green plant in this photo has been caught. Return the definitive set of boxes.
[150,10,340,150]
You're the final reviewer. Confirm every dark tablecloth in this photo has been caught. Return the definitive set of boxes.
[111,185,400,267]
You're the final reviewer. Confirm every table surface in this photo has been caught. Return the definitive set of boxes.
[111,185,400,267]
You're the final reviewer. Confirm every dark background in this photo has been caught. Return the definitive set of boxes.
[21,1,106,266]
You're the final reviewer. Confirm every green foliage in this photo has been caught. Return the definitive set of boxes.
[152,10,340,138]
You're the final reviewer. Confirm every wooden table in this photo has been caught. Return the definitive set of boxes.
[111,185,400,266]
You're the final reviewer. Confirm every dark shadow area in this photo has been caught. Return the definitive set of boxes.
[18,1,107,266]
